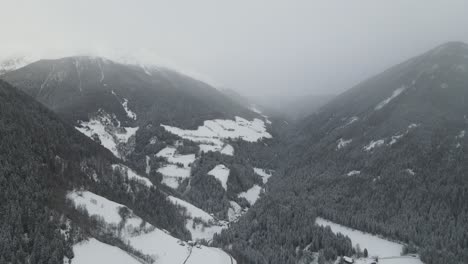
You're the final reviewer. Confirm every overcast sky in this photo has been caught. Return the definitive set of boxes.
[2,0,468,97]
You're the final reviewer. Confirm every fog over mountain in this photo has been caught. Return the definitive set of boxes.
[2,2,468,264]
[2,0,468,98]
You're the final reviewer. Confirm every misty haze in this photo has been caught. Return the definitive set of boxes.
[1,1,468,264]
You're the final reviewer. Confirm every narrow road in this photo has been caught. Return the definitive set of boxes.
[181,246,193,264]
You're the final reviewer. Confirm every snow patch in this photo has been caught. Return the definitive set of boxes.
[337,138,353,149]
[347,170,361,176]
[375,86,406,110]
[158,165,191,189]
[156,147,196,167]
[238,185,262,205]
[122,98,137,120]
[208,165,230,191]
[316,217,403,258]
[253,168,272,184]
[70,238,141,264]
[364,139,385,151]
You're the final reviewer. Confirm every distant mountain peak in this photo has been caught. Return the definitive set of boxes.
[428,41,468,57]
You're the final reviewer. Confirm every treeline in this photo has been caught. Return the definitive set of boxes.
[214,194,354,264]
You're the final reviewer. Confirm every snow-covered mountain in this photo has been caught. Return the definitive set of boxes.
[0,56,282,263]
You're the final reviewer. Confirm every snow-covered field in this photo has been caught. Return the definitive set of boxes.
[316,217,424,264]
[208,164,230,190]
[156,147,196,167]
[68,238,141,264]
[155,146,195,189]
[67,190,234,264]
[161,116,271,156]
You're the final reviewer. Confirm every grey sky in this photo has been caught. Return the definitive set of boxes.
[1,0,468,97]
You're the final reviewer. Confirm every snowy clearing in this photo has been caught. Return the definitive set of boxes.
[316,217,422,261]
[208,165,230,190]
[375,86,406,110]
[253,168,272,184]
[112,164,153,187]
[158,164,191,189]
[156,147,196,167]
[156,146,195,189]
[238,185,262,205]
[68,238,141,264]
[161,117,271,156]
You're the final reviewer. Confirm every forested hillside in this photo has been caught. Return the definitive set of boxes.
[0,80,192,263]
[216,42,468,264]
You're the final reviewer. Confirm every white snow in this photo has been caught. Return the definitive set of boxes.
[208,165,230,190]
[389,123,419,146]
[347,170,361,176]
[238,185,262,205]
[337,138,353,149]
[122,98,137,120]
[112,164,153,187]
[457,130,465,138]
[158,165,191,189]
[70,238,141,264]
[68,191,234,263]
[440,83,449,89]
[155,147,195,189]
[156,147,196,167]
[316,217,406,258]
[227,201,244,222]
[375,86,406,110]
[75,110,138,158]
[364,139,385,151]
[389,134,403,145]
[67,191,124,225]
[253,168,272,184]
[185,246,236,264]
[161,117,271,156]
[405,169,415,175]
[345,116,359,126]
[220,144,235,156]
[146,156,151,174]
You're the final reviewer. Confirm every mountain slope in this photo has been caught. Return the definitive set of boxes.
[217,42,468,264]
[2,56,279,242]
[0,79,237,263]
